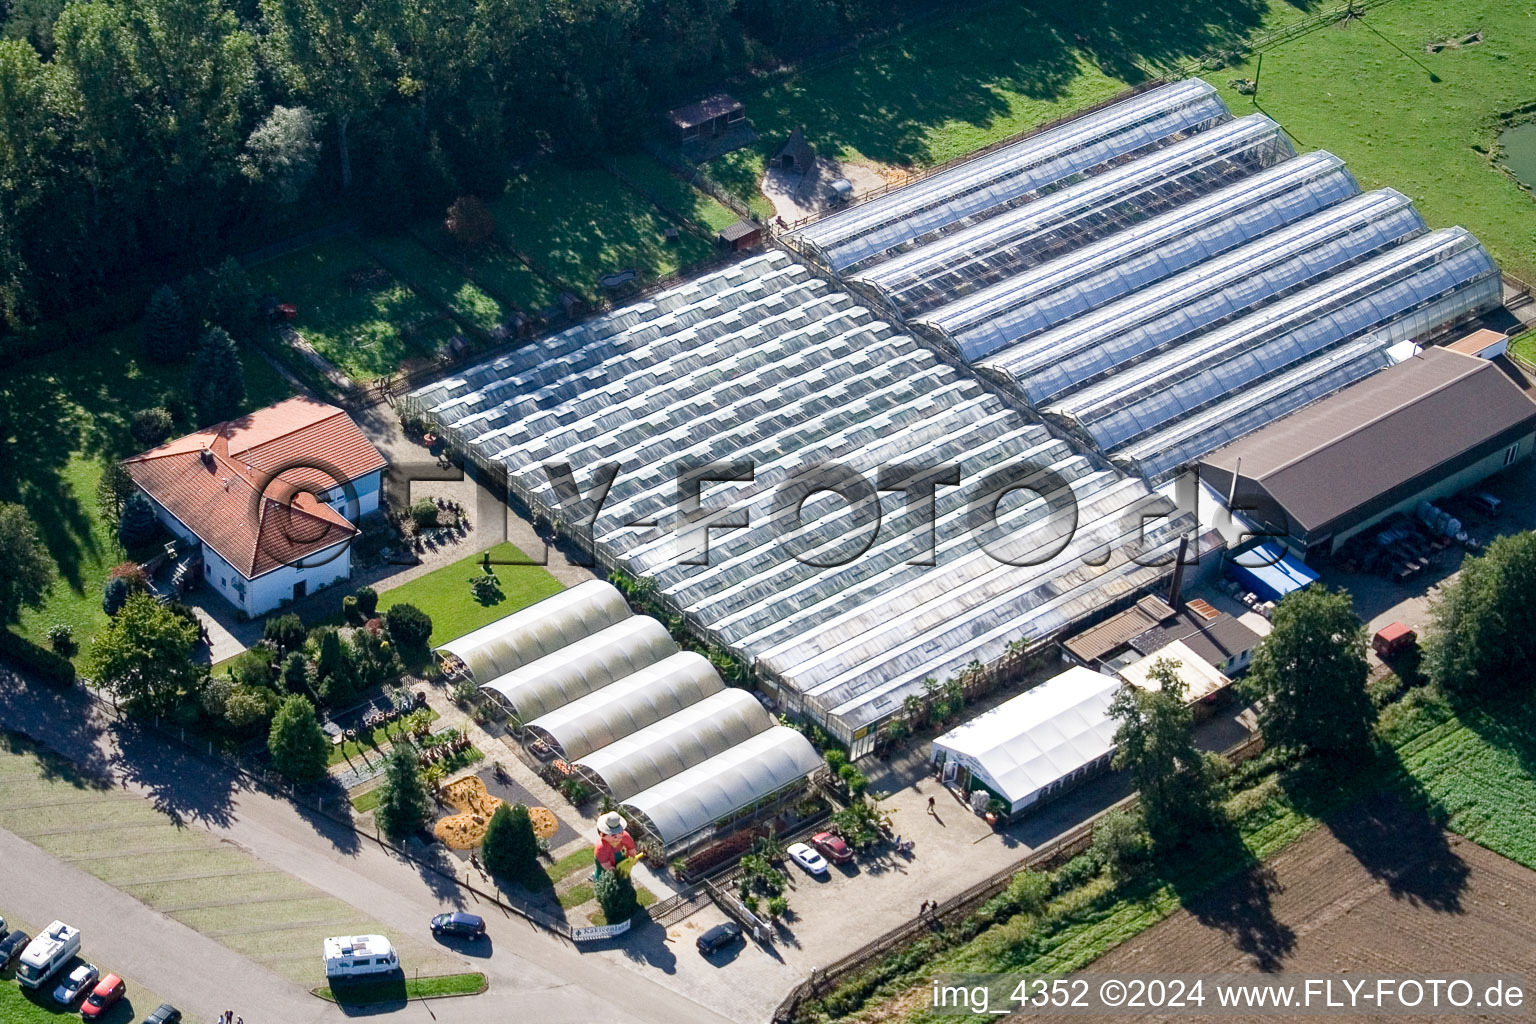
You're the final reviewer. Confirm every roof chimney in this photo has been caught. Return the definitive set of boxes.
[199,448,215,469]
[1168,534,1191,610]
[1226,456,1242,511]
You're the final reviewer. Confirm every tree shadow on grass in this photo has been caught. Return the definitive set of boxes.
[1167,817,1296,971]
[1283,744,1468,914]
[1442,690,1536,795]
[107,718,241,831]
[0,669,115,784]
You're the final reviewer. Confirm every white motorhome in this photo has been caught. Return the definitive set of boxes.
[16,921,81,989]
[322,935,398,979]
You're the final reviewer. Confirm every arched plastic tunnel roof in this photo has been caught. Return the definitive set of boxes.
[481,616,676,722]
[436,579,630,684]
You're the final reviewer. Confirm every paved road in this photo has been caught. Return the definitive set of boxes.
[0,673,729,1024]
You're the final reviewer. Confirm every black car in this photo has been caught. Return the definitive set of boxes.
[0,929,30,969]
[142,1005,182,1024]
[430,912,486,939]
[696,922,743,955]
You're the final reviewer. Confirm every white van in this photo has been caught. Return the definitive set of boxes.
[16,921,81,989]
[322,935,398,979]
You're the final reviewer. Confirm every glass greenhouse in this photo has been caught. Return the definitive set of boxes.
[406,251,1193,754]
[852,114,1296,319]
[789,79,1230,273]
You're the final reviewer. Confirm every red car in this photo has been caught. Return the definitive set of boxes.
[811,831,852,864]
[80,974,125,1020]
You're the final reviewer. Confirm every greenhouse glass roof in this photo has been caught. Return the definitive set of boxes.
[790,80,1230,273]
[408,251,1192,743]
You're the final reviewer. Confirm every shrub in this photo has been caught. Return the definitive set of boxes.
[341,595,359,623]
[353,585,378,617]
[108,561,151,587]
[117,492,160,548]
[102,577,133,616]
[263,612,307,657]
[232,644,276,688]
[838,762,868,796]
[383,603,433,652]
[445,195,495,247]
[129,407,175,448]
[766,895,788,920]
[0,629,76,685]
[281,650,310,692]
[409,498,439,530]
[1050,852,1101,896]
[1090,808,1152,881]
[46,623,76,656]
[482,803,541,886]
[451,678,478,706]
[596,868,640,923]
[224,687,274,730]
[469,574,501,602]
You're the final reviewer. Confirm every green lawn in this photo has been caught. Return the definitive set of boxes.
[702,0,1323,212]
[407,221,560,313]
[314,971,487,1004]
[4,326,291,661]
[248,236,459,380]
[610,154,743,233]
[0,732,459,986]
[1510,332,1536,367]
[0,937,158,1024]
[373,542,565,648]
[1205,0,1536,283]
[350,786,383,813]
[558,882,596,909]
[544,847,596,884]
[362,233,511,334]
[491,164,718,302]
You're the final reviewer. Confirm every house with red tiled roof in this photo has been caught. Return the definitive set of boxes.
[124,397,389,617]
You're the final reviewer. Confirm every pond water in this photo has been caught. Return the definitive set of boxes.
[1500,121,1536,189]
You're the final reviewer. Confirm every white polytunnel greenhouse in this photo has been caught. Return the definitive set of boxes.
[405,250,1194,755]
[436,582,821,848]
[523,651,723,760]
[931,666,1124,815]
[436,579,630,685]
[789,79,1231,273]
[622,727,827,846]
[573,688,772,801]
[787,82,1504,481]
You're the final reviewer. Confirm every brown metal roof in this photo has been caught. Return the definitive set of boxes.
[1445,329,1507,355]
[718,218,761,242]
[667,94,742,129]
[1063,605,1162,663]
[1200,348,1536,534]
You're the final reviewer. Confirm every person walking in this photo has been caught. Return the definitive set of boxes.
[927,795,936,814]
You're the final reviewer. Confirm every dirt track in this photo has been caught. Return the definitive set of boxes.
[1056,796,1536,1021]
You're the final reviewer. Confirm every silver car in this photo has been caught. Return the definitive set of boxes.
[53,962,99,1005]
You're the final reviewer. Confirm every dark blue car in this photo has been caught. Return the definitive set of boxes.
[430,912,486,939]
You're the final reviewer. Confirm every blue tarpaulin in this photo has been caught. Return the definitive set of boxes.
[1227,543,1319,603]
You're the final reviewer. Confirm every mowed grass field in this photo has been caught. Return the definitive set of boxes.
[491,164,719,302]
[1205,0,1536,283]
[248,237,459,381]
[4,328,292,660]
[0,734,461,987]
[372,541,566,648]
[706,0,1327,207]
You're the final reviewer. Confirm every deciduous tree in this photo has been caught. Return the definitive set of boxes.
[1426,531,1536,696]
[1109,661,1224,849]
[1246,585,1374,754]
[0,502,54,623]
[267,694,328,782]
[87,591,202,715]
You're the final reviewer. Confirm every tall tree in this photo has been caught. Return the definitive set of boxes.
[259,0,391,190]
[87,590,202,715]
[267,694,328,782]
[481,802,540,886]
[188,325,245,423]
[1426,531,1536,695]
[374,742,429,841]
[239,105,320,205]
[204,256,258,339]
[142,284,192,363]
[1110,661,1224,849]
[0,501,54,623]
[1245,586,1374,754]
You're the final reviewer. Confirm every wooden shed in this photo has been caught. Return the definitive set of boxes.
[772,127,815,172]
[667,94,746,145]
[717,218,763,251]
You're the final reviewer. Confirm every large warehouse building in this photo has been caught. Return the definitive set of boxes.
[1198,347,1536,558]
[788,81,1503,481]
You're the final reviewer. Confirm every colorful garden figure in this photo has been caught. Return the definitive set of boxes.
[593,810,638,877]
